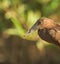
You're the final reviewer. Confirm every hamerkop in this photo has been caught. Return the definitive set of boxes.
[27,17,60,47]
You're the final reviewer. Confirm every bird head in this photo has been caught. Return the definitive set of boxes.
[27,17,56,34]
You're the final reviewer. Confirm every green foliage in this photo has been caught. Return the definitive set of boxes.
[0,0,60,40]
[42,0,60,16]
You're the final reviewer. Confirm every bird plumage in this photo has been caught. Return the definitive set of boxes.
[27,17,60,46]
[38,27,60,46]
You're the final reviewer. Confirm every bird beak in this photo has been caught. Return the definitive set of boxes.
[27,21,39,34]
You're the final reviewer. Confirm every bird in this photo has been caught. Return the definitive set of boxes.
[26,17,60,47]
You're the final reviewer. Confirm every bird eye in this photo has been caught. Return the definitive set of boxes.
[37,19,41,25]
[36,18,44,25]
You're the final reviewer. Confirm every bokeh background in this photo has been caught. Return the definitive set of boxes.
[0,0,60,64]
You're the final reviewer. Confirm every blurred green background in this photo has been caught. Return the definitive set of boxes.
[0,0,60,64]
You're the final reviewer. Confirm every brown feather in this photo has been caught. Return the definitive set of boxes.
[38,24,60,46]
